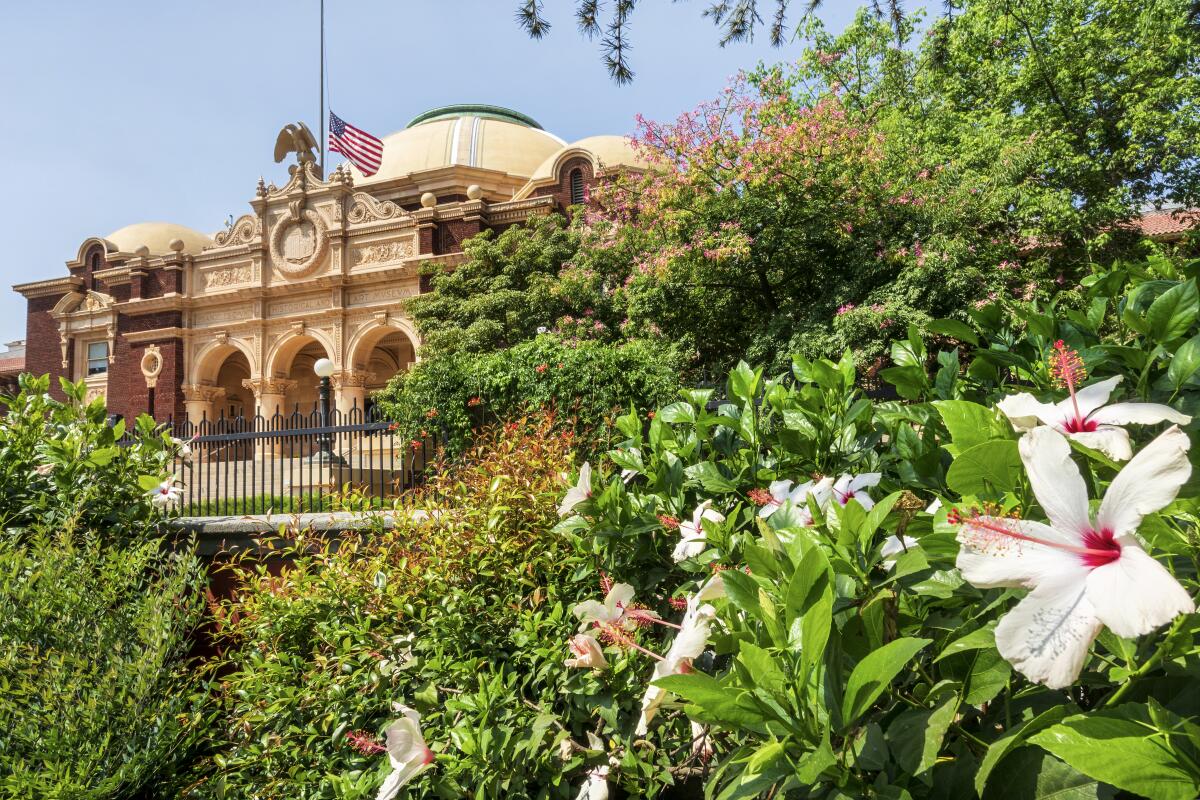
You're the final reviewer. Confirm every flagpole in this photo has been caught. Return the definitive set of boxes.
[319,0,326,175]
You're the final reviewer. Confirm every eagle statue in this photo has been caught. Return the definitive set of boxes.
[273,122,320,167]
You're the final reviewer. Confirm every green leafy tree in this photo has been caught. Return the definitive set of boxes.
[409,214,619,359]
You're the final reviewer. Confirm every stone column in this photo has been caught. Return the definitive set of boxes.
[332,370,374,417]
[242,378,297,420]
[182,385,226,425]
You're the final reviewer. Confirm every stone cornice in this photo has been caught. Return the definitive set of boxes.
[484,195,556,225]
[124,326,186,344]
[13,275,83,299]
[119,294,186,314]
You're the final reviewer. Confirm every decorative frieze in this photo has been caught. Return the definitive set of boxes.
[351,238,415,267]
[202,265,252,289]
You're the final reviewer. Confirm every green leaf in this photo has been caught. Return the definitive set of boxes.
[784,546,833,681]
[685,461,737,493]
[1030,711,1200,800]
[981,748,1101,800]
[137,474,166,491]
[652,673,765,727]
[963,648,1011,706]
[1167,333,1200,389]
[945,440,1022,497]
[975,705,1074,795]
[658,401,697,423]
[934,401,1013,452]
[728,361,761,404]
[840,637,931,729]
[721,570,763,620]
[1146,278,1199,343]
[935,623,997,662]
[928,319,979,346]
[886,695,956,777]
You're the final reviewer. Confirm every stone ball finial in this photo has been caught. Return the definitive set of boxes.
[466,184,483,201]
[420,192,437,208]
[135,245,150,258]
[168,238,185,253]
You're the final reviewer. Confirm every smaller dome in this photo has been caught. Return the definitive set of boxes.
[529,135,649,183]
[104,222,213,255]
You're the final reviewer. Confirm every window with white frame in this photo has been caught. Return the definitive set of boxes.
[86,341,109,376]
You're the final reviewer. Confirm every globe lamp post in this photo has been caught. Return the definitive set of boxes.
[311,357,345,465]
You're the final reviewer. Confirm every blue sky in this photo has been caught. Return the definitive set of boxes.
[0,0,871,344]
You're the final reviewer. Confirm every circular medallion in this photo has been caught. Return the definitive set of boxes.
[269,208,329,278]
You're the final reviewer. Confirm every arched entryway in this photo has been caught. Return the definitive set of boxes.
[342,322,417,414]
[185,339,256,423]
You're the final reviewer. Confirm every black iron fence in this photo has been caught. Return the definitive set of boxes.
[145,406,441,516]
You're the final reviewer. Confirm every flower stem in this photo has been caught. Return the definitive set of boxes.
[1102,616,1184,708]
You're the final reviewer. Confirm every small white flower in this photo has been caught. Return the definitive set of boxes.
[954,426,1195,689]
[573,582,636,629]
[565,634,607,670]
[172,436,194,461]
[997,374,1189,461]
[635,602,718,735]
[574,765,609,800]
[537,326,549,335]
[148,479,182,508]
[880,535,919,570]
[672,500,725,562]
[832,472,881,509]
[376,704,435,800]
[758,477,834,523]
[558,462,593,517]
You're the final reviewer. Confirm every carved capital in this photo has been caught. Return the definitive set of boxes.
[182,384,227,403]
[331,370,375,390]
[241,377,297,398]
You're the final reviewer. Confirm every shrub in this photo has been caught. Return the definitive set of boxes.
[190,415,680,799]
[0,526,207,799]
[553,264,1200,797]
[0,374,180,536]
[375,336,685,455]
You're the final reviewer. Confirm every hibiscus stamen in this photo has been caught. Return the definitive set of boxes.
[954,511,1121,566]
[1048,340,1088,426]
[594,622,665,661]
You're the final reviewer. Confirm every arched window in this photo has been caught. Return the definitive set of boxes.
[569,168,585,205]
[88,250,102,272]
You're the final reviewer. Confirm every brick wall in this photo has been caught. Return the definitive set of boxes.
[108,310,184,423]
[532,155,595,211]
[25,294,70,399]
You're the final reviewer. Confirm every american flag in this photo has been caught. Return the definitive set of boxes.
[329,111,383,176]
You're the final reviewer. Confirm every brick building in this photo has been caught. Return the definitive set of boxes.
[13,105,646,423]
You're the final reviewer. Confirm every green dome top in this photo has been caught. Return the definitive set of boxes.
[406,104,543,130]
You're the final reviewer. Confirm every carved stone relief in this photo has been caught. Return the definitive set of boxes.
[351,238,415,267]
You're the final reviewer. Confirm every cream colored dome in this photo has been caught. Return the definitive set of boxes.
[529,135,649,182]
[344,105,566,184]
[104,222,213,255]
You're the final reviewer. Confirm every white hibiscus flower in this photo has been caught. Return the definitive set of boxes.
[953,425,1195,689]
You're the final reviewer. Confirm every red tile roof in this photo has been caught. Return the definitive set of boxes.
[1135,209,1200,238]
[0,354,24,375]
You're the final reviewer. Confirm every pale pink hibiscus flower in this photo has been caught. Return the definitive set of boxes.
[997,342,1188,461]
[953,426,1195,688]
[672,500,725,562]
[375,704,435,800]
[832,472,881,509]
[757,477,834,522]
